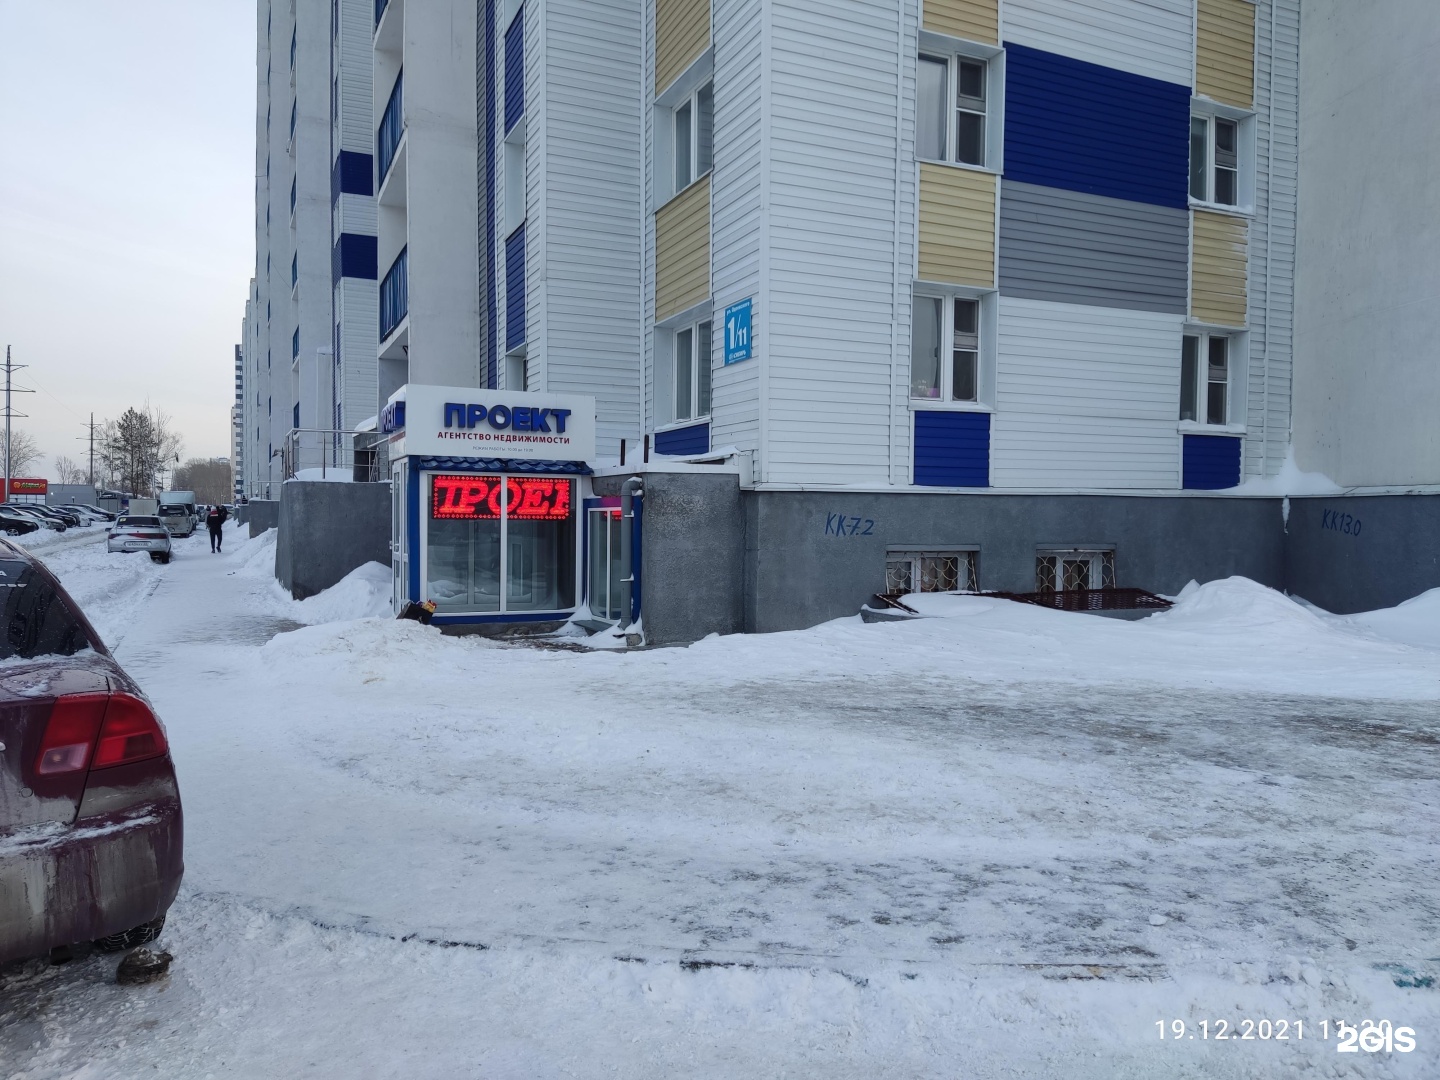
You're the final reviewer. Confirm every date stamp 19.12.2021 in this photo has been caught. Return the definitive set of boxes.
[1155,1018,1417,1053]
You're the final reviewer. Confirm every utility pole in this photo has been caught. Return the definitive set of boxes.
[77,413,98,488]
[2,347,33,504]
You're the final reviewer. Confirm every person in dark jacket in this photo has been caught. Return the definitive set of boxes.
[206,504,225,553]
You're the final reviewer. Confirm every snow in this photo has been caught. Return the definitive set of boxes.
[1225,448,1345,497]
[1,524,1437,1078]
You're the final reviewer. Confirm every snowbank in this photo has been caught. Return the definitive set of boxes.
[289,561,393,623]
[1337,586,1440,651]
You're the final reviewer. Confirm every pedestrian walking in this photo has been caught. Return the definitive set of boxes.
[206,504,224,553]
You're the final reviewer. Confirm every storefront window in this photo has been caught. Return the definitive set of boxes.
[426,474,575,614]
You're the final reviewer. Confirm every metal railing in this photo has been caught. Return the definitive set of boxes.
[379,246,408,340]
[377,70,404,184]
[281,428,386,482]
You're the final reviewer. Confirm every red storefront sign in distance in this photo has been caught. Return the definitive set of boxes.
[431,475,572,521]
[8,478,48,496]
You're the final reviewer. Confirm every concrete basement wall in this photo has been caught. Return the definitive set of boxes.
[1284,494,1440,614]
[244,500,280,538]
[275,481,391,600]
[743,491,1286,634]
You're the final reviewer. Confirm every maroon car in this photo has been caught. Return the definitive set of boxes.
[0,540,182,965]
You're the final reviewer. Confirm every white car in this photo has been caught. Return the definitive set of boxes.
[107,516,173,563]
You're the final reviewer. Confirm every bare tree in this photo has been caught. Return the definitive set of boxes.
[172,459,233,504]
[53,455,90,485]
[4,430,43,477]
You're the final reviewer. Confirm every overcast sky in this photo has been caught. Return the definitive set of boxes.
[0,1,254,479]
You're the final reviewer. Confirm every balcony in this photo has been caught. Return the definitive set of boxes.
[379,246,408,342]
[377,71,403,185]
[375,0,389,28]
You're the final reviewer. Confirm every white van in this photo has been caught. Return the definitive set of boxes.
[157,490,197,537]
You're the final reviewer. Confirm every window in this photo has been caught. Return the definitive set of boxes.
[426,475,575,614]
[911,295,980,402]
[885,550,978,595]
[672,82,713,193]
[673,319,713,422]
[1036,550,1115,593]
[1190,113,1242,207]
[918,52,990,167]
[1180,332,1235,425]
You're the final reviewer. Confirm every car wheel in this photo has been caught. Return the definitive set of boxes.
[160,553,171,564]
[94,915,166,953]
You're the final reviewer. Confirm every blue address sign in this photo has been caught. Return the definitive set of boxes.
[724,298,752,365]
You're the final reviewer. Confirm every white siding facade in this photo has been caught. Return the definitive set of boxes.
[991,297,1184,489]
[1001,0,1195,86]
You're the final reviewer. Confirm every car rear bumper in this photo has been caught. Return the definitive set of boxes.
[108,539,170,554]
[0,785,183,965]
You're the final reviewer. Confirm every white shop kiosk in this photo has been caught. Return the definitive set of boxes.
[384,384,606,628]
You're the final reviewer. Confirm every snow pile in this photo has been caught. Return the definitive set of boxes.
[1225,447,1344,496]
[1338,586,1440,651]
[1155,575,1330,632]
[289,561,393,624]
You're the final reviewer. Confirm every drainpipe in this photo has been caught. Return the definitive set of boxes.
[619,476,643,631]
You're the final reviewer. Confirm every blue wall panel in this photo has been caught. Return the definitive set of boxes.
[914,411,990,487]
[330,151,374,201]
[1004,43,1191,210]
[654,422,710,456]
[1183,434,1242,489]
[505,224,526,351]
[331,233,378,285]
[504,8,524,135]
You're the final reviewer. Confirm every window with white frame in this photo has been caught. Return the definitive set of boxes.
[1180,331,1236,425]
[911,295,980,402]
[673,318,712,422]
[886,550,978,595]
[1035,550,1115,593]
[673,82,713,193]
[918,51,990,167]
[1190,113,1241,207]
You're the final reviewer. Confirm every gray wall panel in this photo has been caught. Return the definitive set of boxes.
[999,181,1188,313]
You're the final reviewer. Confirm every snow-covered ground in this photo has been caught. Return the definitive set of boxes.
[1,522,1437,1078]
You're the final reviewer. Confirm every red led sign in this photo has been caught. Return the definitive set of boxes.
[431,475,572,521]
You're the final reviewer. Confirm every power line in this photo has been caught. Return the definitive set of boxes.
[2,346,36,502]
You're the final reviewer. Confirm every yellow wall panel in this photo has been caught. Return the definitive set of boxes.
[922,0,999,45]
[656,0,710,94]
[1196,0,1256,108]
[656,176,711,321]
[1191,210,1248,326]
[918,163,995,288]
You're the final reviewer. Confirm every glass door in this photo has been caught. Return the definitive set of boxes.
[391,462,406,612]
[586,507,624,621]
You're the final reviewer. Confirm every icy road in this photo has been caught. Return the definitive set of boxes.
[1,523,1437,1079]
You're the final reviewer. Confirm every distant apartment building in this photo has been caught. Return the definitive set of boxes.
[232,343,245,497]
[243,0,377,496]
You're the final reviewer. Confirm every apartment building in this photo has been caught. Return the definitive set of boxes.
[373,0,482,405]
[232,344,245,498]
[243,0,379,496]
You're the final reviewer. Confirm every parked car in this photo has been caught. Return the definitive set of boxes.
[51,507,87,528]
[2,506,63,532]
[0,509,39,536]
[0,539,182,966]
[25,506,76,530]
[156,503,194,538]
[106,516,172,564]
[80,505,117,522]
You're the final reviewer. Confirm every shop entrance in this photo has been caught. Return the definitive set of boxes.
[586,505,624,622]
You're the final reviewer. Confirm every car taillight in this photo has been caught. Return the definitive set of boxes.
[34,692,168,775]
[35,694,108,774]
[92,693,168,768]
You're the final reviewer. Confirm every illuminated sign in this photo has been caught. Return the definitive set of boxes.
[431,475,572,521]
[8,478,47,495]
